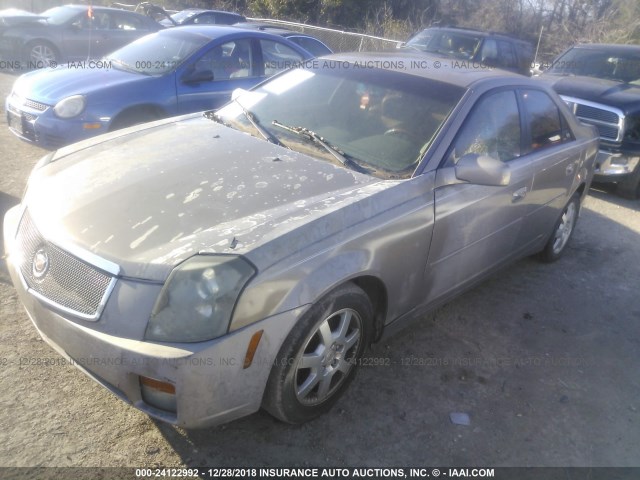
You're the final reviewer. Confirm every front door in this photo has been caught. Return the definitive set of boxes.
[425,88,534,303]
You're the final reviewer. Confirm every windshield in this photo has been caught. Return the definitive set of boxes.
[106,30,210,75]
[214,65,465,179]
[405,29,482,60]
[40,6,80,26]
[170,10,199,24]
[546,47,640,83]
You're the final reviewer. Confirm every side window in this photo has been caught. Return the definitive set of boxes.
[451,90,521,163]
[289,36,331,57]
[260,40,304,75]
[217,13,243,25]
[520,90,573,151]
[480,39,498,65]
[113,13,145,30]
[195,40,253,80]
[497,41,517,69]
[193,13,217,24]
[74,11,110,30]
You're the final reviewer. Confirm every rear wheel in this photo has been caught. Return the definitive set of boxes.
[263,283,373,424]
[538,193,580,263]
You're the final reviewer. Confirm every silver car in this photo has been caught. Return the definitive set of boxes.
[3,52,598,428]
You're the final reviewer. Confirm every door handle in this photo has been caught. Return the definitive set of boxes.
[566,163,575,176]
[512,186,527,201]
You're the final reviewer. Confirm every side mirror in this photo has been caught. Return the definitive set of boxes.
[182,69,214,84]
[455,153,510,186]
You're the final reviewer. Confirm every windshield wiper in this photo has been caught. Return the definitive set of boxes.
[234,100,285,147]
[271,120,368,172]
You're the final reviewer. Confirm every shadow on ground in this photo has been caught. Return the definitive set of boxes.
[0,191,20,282]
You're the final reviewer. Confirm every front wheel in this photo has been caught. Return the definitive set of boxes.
[109,108,160,131]
[26,41,58,67]
[538,193,580,263]
[262,283,373,424]
[616,167,640,200]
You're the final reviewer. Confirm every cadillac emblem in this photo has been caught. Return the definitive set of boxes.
[32,248,49,279]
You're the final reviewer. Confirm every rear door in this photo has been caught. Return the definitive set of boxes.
[516,89,582,246]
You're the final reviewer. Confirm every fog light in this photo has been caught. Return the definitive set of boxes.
[140,376,177,413]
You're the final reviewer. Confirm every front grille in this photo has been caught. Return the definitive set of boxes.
[593,124,619,141]
[16,211,115,319]
[575,104,619,124]
[573,102,623,142]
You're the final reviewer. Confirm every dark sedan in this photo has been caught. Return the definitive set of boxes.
[0,4,161,67]
[160,8,246,27]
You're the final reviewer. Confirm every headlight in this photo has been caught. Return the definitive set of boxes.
[145,255,256,343]
[53,95,86,118]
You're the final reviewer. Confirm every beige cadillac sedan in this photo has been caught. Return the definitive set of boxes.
[3,52,598,428]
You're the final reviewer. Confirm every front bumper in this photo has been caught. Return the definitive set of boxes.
[3,205,301,428]
[593,149,640,183]
[5,95,108,150]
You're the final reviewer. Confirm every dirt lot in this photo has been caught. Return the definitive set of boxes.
[0,69,639,470]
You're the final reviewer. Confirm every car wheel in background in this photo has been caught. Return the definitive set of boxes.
[539,193,580,263]
[263,283,373,424]
[26,41,59,67]
[109,108,161,131]
[616,168,640,200]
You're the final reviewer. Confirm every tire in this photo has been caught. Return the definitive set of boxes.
[262,283,373,424]
[26,41,59,67]
[109,108,160,132]
[538,193,580,263]
[616,168,640,200]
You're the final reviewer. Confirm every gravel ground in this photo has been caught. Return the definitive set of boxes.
[0,69,639,470]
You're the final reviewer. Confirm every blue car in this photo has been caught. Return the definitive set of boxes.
[6,26,315,149]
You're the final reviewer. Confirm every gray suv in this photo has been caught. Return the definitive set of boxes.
[402,26,534,76]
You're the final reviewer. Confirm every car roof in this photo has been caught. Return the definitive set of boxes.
[178,8,243,15]
[59,4,146,14]
[231,23,331,42]
[157,24,316,49]
[416,26,528,44]
[572,43,640,54]
[324,51,530,88]
[233,22,293,33]
[157,25,255,38]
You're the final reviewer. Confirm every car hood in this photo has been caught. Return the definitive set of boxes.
[540,74,640,113]
[11,65,145,105]
[24,115,384,281]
